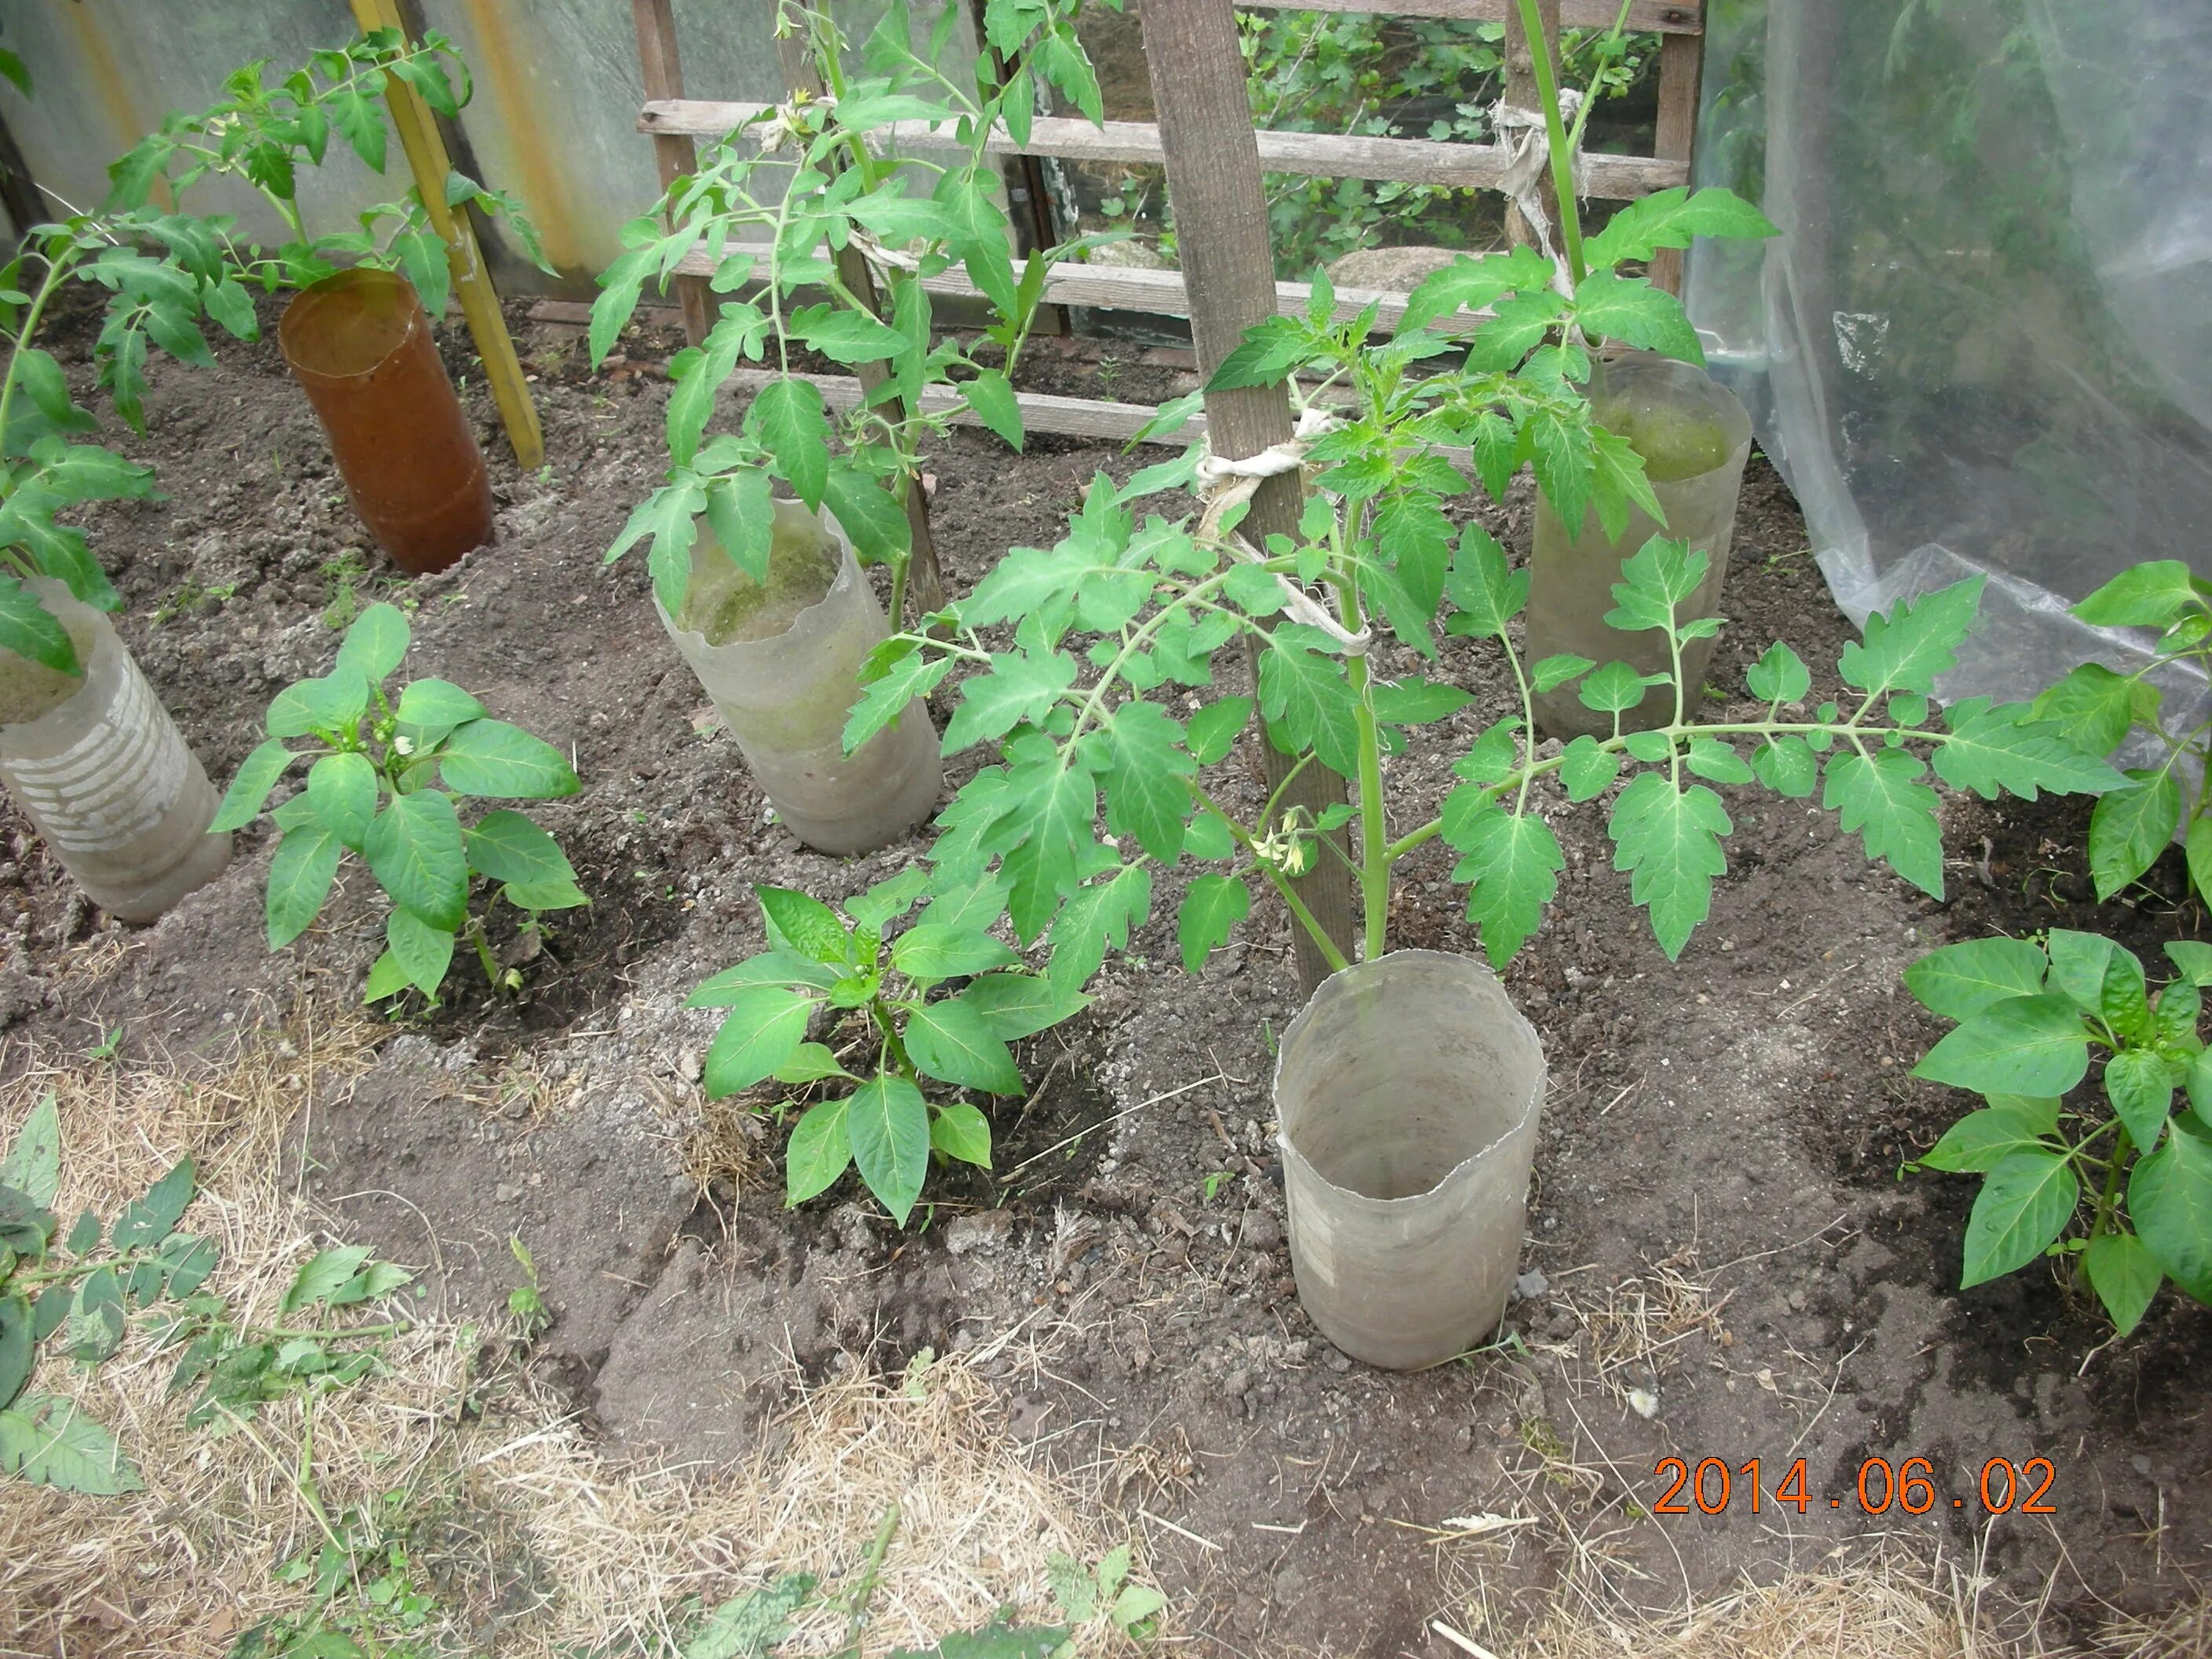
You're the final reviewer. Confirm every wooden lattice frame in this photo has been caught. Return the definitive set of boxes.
[624,0,1706,448]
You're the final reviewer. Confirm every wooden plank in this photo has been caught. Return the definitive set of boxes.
[1236,0,1701,31]
[1144,0,1356,991]
[1646,29,1704,295]
[641,101,1690,200]
[668,242,1488,334]
[729,368,1181,444]
[1268,0,1693,28]
[630,0,710,347]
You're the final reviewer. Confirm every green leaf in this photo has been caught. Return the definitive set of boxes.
[305,752,377,850]
[1915,1097,2060,1173]
[111,1156,194,1251]
[2087,775,2179,901]
[1185,697,1251,767]
[0,580,82,678]
[959,368,1024,449]
[1206,318,1312,390]
[1396,244,1553,333]
[1530,654,1595,696]
[1102,701,1193,861]
[0,1093,60,1209]
[2190,818,2212,911]
[2105,1046,2175,1153]
[393,678,486,740]
[1822,747,1943,897]
[266,673,367,740]
[790,302,906,363]
[2028,663,2141,758]
[438,720,580,800]
[943,651,1079,753]
[894,1618,1069,1659]
[211,738,299,833]
[1577,661,1655,716]
[1685,737,1753,785]
[847,1075,931,1225]
[465,810,577,889]
[702,986,815,1097]
[1914,994,2089,1097]
[1903,938,2049,1021]
[363,949,412,1004]
[386,906,454,998]
[1582,185,1778,271]
[0,1296,31,1412]
[1961,1148,2078,1287]
[363,792,467,930]
[1572,270,1702,362]
[785,1100,854,1207]
[1441,522,1525,639]
[1839,577,1983,698]
[906,998,1024,1094]
[821,465,912,569]
[1371,679,1474,726]
[1607,772,1730,960]
[1933,700,2127,800]
[705,468,776,588]
[0,1393,141,1494]
[772,1043,850,1086]
[1451,808,1563,968]
[266,821,344,948]
[283,1245,374,1314]
[1560,735,1621,802]
[2082,1231,2163,1335]
[930,1101,993,1168]
[844,639,952,756]
[748,379,831,511]
[1177,873,1251,973]
[2130,1122,2212,1303]
[1044,862,1151,992]
[1257,632,1361,775]
[914,874,1013,938]
[756,885,853,965]
[958,973,1088,1041]
[2045,928,2122,1015]
[846,868,931,937]
[892,924,1021,983]
[1745,641,1810,705]
[685,952,840,1006]
[610,482,705,618]
[2071,561,2199,628]
[2167,940,2212,989]
[334,602,409,685]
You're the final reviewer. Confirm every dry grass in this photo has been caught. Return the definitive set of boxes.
[0,1024,1141,1658]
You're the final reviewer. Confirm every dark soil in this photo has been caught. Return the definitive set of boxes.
[5,293,2207,1657]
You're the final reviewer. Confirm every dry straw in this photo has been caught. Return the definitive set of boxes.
[0,1022,1134,1657]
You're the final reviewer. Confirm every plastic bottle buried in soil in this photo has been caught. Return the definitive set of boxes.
[1525,350,1754,740]
[0,580,231,921]
[278,267,495,576]
[656,500,942,856]
[1275,950,1544,1370]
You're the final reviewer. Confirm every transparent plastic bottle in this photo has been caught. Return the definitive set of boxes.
[0,580,231,921]
[657,501,941,855]
[1526,351,1754,739]
[279,268,495,575]
[1275,950,1545,1370]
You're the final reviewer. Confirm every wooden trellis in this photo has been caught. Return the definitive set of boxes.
[625,0,1707,449]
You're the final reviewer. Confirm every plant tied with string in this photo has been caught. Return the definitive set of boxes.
[591,0,1122,627]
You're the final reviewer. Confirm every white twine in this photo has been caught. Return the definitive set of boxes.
[1490,88,1584,298]
[1193,408,1372,655]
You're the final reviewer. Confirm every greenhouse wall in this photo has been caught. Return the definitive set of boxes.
[0,0,977,291]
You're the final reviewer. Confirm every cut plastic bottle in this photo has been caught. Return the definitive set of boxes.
[279,268,495,575]
[657,500,941,855]
[1275,950,1545,1370]
[0,580,231,921]
[1527,350,1753,739]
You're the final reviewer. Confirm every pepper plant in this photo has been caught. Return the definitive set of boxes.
[2027,559,2212,906]
[212,603,587,1006]
[1904,931,2212,1335]
[591,0,1116,628]
[693,873,1087,1221]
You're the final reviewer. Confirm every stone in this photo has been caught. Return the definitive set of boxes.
[1324,244,1470,292]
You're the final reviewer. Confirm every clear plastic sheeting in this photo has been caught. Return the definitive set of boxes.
[1685,0,2212,729]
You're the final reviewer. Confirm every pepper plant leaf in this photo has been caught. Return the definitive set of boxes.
[1961,1148,2078,1287]
[846,1075,931,1225]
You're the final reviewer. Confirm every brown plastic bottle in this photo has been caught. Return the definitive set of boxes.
[279,268,495,575]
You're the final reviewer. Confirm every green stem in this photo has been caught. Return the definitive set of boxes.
[1345,647,1389,962]
[838,1500,903,1657]
[467,917,501,989]
[1189,782,1352,976]
[1514,0,1586,287]
[871,998,917,1082]
[2086,1126,2133,1250]
[0,251,73,467]
[887,549,910,629]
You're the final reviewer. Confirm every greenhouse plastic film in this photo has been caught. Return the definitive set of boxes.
[1685,0,2212,739]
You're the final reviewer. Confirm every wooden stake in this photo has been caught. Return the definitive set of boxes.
[775,26,947,621]
[347,0,544,470]
[630,0,711,346]
[961,0,1068,337]
[1502,0,1561,249]
[1141,0,1357,994]
[1646,29,1703,295]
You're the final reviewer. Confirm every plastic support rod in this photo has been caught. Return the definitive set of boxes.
[347,0,544,471]
[1141,0,1358,994]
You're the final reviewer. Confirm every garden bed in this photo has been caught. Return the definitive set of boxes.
[5,296,2209,1656]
